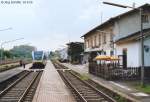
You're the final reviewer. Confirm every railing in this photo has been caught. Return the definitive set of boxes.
[89,62,150,80]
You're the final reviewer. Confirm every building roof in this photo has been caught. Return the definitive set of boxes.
[66,42,84,45]
[81,18,113,37]
[82,3,150,38]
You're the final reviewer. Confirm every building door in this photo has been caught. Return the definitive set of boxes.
[89,52,97,62]
[123,48,127,69]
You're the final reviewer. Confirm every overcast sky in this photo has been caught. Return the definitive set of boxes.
[0,0,150,51]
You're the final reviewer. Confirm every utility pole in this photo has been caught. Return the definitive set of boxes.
[140,8,145,86]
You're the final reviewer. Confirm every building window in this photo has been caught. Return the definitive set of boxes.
[104,51,106,55]
[110,33,113,42]
[110,51,114,56]
[144,45,150,53]
[96,35,99,47]
[88,39,89,48]
[86,40,88,48]
[103,33,106,44]
[94,36,96,47]
[85,40,87,48]
[90,38,93,47]
[89,39,91,48]
[142,14,149,23]
[91,38,93,48]
[92,37,94,47]
[99,34,101,46]
[84,40,86,48]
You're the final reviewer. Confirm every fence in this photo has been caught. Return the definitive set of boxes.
[0,59,20,65]
[0,59,32,65]
[89,61,150,80]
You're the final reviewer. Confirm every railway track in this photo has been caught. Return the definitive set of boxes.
[0,71,27,92]
[53,62,116,102]
[52,61,68,70]
[0,70,43,102]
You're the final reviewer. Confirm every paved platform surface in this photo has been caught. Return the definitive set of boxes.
[0,64,32,83]
[32,61,75,102]
[62,63,150,102]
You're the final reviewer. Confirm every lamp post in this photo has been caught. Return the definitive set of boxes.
[0,38,24,65]
[103,2,144,86]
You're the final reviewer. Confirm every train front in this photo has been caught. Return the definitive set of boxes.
[32,51,46,69]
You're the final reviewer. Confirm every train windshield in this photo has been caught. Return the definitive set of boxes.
[34,51,43,60]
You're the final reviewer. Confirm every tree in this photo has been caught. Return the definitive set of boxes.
[10,45,36,59]
[3,50,13,58]
[0,49,13,59]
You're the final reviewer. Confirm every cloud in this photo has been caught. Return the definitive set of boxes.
[78,3,101,21]
[1,0,150,51]
[29,31,70,51]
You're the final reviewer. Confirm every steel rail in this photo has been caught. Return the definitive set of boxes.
[0,71,31,96]
[18,71,40,102]
[69,71,116,102]
[54,62,116,102]
[58,71,87,102]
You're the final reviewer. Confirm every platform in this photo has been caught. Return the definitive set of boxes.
[32,61,75,102]
[0,63,32,83]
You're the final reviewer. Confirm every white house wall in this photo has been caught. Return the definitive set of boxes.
[144,36,150,66]
[116,41,141,67]
[114,11,150,41]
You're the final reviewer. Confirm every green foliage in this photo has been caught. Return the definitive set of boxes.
[0,49,14,59]
[3,50,12,58]
[0,45,36,59]
[114,96,127,102]
[136,84,150,94]
[49,51,60,59]
[0,64,20,72]
[10,45,36,58]
[79,74,89,81]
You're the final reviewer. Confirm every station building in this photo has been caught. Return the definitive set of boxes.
[82,4,150,68]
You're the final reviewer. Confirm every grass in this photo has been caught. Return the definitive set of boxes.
[117,80,150,94]
[136,84,150,94]
[79,74,89,81]
[0,63,20,72]
[70,70,89,81]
